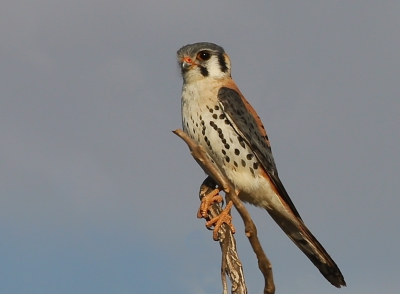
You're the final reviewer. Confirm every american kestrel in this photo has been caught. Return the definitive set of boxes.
[177,42,346,288]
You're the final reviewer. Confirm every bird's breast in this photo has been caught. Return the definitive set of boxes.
[181,82,267,198]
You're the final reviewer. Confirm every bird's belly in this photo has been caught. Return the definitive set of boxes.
[183,106,282,210]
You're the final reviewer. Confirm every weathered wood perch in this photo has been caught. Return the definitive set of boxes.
[173,129,275,294]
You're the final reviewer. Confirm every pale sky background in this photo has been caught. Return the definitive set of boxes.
[1,1,399,293]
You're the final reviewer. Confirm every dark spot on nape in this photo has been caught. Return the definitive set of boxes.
[224,144,230,149]
[241,159,246,167]
[209,108,214,113]
[218,53,229,73]
[246,154,254,160]
[253,162,259,170]
[212,114,218,119]
[214,105,219,110]
[219,114,225,119]
[199,66,209,77]
[234,149,240,155]
[224,119,230,125]
[234,161,238,167]
[225,156,230,163]
[222,149,226,155]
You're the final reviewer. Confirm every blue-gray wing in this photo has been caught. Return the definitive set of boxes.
[218,87,302,219]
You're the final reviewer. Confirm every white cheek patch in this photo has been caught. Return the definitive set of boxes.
[206,56,229,78]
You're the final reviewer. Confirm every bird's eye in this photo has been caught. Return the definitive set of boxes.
[197,51,211,61]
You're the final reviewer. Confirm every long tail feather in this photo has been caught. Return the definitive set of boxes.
[268,210,346,287]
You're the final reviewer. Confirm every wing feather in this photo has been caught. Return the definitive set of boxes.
[218,86,302,219]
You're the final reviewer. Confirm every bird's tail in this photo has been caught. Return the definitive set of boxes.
[268,210,346,288]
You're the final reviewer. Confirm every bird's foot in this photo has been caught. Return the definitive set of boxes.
[197,188,223,219]
[206,201,235,241]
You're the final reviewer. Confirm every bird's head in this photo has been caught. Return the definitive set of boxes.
[177,42,231,83]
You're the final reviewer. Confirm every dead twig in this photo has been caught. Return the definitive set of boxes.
[173,129,275,294]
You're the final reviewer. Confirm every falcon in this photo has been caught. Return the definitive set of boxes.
[177,42,346,288]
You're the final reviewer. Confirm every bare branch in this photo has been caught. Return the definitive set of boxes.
[199,177,247,294]
[173,129,275,294]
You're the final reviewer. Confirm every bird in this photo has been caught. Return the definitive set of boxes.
[177,42,346,288]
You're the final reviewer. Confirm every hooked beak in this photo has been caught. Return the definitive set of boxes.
[181,56,195,71]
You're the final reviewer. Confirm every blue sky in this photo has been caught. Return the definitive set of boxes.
[1,1,399,293]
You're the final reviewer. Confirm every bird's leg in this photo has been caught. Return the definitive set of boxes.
[206,200,235,241]
[197,177,236,241]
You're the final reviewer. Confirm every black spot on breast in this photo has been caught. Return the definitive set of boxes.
[246,154,254,160]
[217,128,222,134]
[219,133,224,139]
[224,119,230,125]
[253,162,259,170]
[222,149,226,155]
[222,139,227,144]
[249,167,255,176]
[224,144,230,149]
[234,161,238,167]
[209,108,213,113]
[214,105,219,110]
[219,114,225,119]
[241,159,246,167]
[234,149,240,155]
[212,114,217,119]
[192,128,196,133]
[225,156,230,163]
[238,137,246,148]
